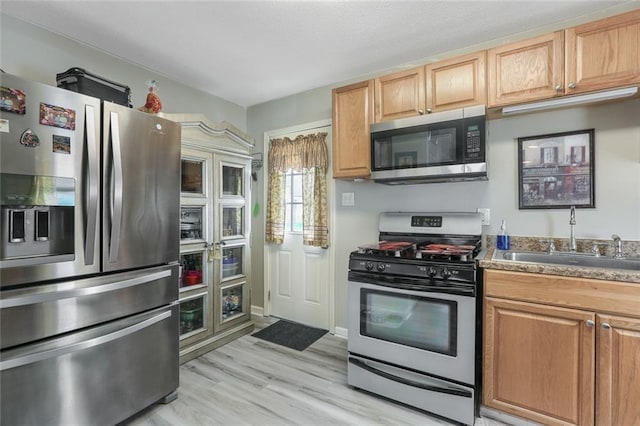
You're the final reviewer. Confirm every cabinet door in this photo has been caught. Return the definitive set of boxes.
[596,314,640,426]
[488,31,564,107]
[332,80,373,179]
[484,297,595,426]
[566,9,640,94]
[425,51,486,112]
[374,66,425,122]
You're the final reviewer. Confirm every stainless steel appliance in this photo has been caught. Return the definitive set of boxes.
[347,212,484,425]
[0,73,181,425]
[370,105,487,184]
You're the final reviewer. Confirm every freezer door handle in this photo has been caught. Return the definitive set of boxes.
[348,357,472,398]
[0,269,171,308]
[0,309,172,371]
[108,111,124,263]
[85,104,99,264]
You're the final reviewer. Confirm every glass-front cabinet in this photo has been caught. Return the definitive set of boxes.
[171,114,254,363]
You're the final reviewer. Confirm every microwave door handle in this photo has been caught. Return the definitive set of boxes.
[108,111,124,263]
[348,357,472,398]
[84,104,99,265]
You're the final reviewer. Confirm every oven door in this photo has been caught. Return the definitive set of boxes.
[348,275,476,385]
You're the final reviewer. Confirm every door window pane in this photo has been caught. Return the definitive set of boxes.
[222,165,243,196]
[285,170,303,233]
[180,206,203,241]
[222,206,244,238]
[181,159,204,194]
[180,296,205,336]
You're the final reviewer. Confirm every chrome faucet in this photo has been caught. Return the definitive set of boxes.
[569,205,577,253]
[612,234,623,258]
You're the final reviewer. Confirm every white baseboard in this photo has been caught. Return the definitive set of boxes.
[251,305,264,317]
[333,326,348,339]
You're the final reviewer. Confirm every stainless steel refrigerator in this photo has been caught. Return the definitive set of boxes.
[0,73,181,425]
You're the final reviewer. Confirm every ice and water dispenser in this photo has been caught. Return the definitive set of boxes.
[1,173,75,263]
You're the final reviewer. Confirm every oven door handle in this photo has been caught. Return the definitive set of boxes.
[348,357,472,398]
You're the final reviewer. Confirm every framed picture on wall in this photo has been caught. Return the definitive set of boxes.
[518,129,595,209]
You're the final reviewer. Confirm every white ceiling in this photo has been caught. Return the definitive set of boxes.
[1,1,637,107]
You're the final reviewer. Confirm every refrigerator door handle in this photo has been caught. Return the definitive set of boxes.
[84,104,99,265]
[0,269,172,308]
[0,309,172,371]
[108,111,124,263]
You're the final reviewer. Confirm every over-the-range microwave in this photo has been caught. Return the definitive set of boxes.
[370,105,487,184]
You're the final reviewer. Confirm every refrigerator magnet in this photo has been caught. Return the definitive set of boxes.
[20,128,40,147]
[39,102,76,130]
[0,86,26,114]
[52,135,71,154]
[0,119,9,133]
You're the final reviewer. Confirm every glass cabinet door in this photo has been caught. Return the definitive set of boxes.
[181,158,205,195]
[181,206,204,242]
[220,281,248,325]
[180,294,207,337]
[222,245,244,280]
[222,164,244,197]
[222,206,244,239]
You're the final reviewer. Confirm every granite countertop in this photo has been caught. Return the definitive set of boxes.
[479,236,640,284]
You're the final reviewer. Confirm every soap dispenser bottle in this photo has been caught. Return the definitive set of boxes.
[497,219,510,250]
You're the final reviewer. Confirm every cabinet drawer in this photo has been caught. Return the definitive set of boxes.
[484,269,640,317]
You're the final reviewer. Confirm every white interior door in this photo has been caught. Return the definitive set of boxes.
[265,122,332,330]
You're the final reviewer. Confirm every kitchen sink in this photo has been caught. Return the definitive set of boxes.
[492,250,640,271]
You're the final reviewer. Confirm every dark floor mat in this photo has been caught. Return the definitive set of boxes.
[252,319,327,351]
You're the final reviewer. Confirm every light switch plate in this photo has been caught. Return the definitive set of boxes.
[341,192,355,206]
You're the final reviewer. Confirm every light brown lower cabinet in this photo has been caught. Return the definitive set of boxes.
[483,269,640,426]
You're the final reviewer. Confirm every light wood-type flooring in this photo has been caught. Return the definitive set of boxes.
[125,316,507,426]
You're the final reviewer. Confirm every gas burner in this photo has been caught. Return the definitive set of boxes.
[357,241,416,257]
[415,243,479,262]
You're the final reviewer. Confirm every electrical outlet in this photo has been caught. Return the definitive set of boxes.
[341,192,355,206]
[477,208,490,226]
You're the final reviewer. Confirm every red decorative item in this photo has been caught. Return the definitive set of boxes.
[138,80,162,114]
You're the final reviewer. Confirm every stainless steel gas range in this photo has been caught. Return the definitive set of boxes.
[347,212,484,426]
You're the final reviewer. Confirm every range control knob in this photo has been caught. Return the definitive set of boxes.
[377,262,386,272]
[365,261,374,271]
[441,268,452,280]
[428,267,438,277]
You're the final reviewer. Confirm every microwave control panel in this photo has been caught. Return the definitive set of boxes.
[464,117,485,161]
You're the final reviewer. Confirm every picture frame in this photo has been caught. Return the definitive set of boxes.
[518,129,595,209]
[394,151,417,168]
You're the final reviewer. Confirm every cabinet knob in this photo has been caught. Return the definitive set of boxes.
[426,108,432,114]
[585,319,595,328]
[601,322,611,330]
[568,82,577,90]
[418,109,424,115]
[555,84,563,91]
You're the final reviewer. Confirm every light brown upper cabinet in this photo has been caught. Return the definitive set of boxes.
[489,9,640,108]
[332,80,374,179]
[425,51,487,112]
[566,9,640,94]
[487,31,565,107]
[374,66,425,122]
